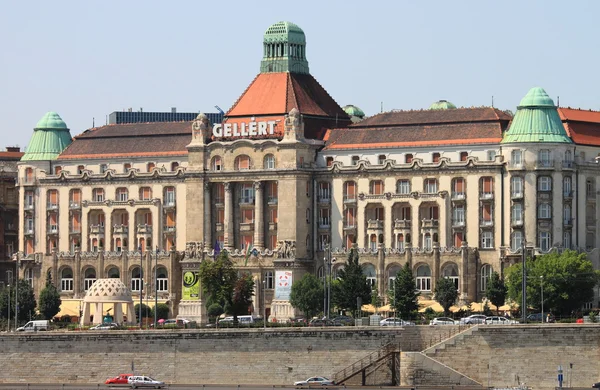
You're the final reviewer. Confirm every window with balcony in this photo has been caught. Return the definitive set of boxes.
[511,149,522,167]
[405,154,413,163]
[69,189,81,207]
[539,231,551,251]
[480,264,492,291]
[25,216,34,233]
[511,231,523,252]
[319,208,330,228]
[452,205,465,226]
[140,187,152,200]
[511,203,523,225]
[424,178,438,194]
[264,154,275,169]
[369,180,384,195]
[451,178,465,198]
[378,154,386,165]
[538,176,552,191]
[396,179,410,194]
[563,177,572,197]
[416,265,431,291]
[116,188,128,202]
[481,231,493,249]
[165,211,175,232]
[147,162,156,172]
[47,189,58,209]
[343,181,356,201]
[92,188,105,202]
[538,149,551,166]
[564,150,573,167]
[481,177,493,197]
[460,152,468,161]
[235,155,251,170]
[326,157,334,167]
[432,152,440,163]
[318,234,329,251]
[587,178,595,199]
[25,191,34,209]
[61,268,74,292]
[318,182,330,201]
[240,183,254,204]
[164,187,175,206]
[538,203,551,219]
[511,176,523,197]
[71,213,81,233]
[48,213,58,233]
[344,207,356,228]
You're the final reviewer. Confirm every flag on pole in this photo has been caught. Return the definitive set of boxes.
[214,240,221,259]
[244,243,253,266]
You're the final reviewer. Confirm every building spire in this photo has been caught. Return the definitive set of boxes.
[260,21,309,74]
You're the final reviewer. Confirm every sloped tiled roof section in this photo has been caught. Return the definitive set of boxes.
[58,122,191,160]
[558,107,600,146]
[324,107,510,150]
[225,72,350,139]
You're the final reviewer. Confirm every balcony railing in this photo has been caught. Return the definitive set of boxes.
[480,219,494,227]
[48,225,58,234]
[318,219,331,229]
[511,192,523,199]
[70,227,81,234]
[239,196,255,205]
[318,193,331,203]
[480,192,494,200]
[343,195,356,203]
[562,161,574,168]
[343,222,356,230]
[89,225,105,234]
[269,222,277,231]
[564,218,573,227]
[137,224,152,234]
[113,224,128,234]
[451,192,466,201]
[394,219,411,229]
[267,197,278,205]
[69,202,81,209]
[535,160,554,169]
[215,222,224,231]
[240,222,254,232]
[163,200,176,208]
[511,219,523,227]
[47,203,58,211]
[24,203,34,210]
[163,225,176,233]
[367,220,384,229]
[421,219,439,228]
[452,220,465,228]
[214,197,224,205]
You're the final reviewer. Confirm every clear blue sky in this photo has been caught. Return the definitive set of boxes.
[1,0,599,150]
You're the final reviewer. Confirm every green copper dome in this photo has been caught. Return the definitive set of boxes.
[343,105,365,118]
[22,112,73,161]
[429,100,457,110]
[260,21,309,74]
[502,87,572,144]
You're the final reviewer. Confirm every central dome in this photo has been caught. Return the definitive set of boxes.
[83,278,133,303]
[429,100,457,110]
[264,21,305,44]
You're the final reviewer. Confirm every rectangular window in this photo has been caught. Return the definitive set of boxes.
[481,231,493,249]
[378,155,386,164]
[164,187,175,205]
[539,232,551,251]
[269,208,278,223]
[424,179,437,193]
[242,209,254,223]
[460,152,468,161]
[165,212,175,227]
[345,207,356,227]
[511,150,522,166]
[319,208,330,227]
[124,163,131,172]
[432,153,440,163]
[344,182,356,200]
[397,179,410,194]
[326,157,334,167]
[140,187,152,200]
[25,191,34,207]
[487,150,496,161]
[405,154,413,163]
[117,188,128,202]
[318,182,330,201]
[453,205,465,225]
[370,180,383,195]
[539,150,551,166]
[70,189,81,206]
[351,156,359,165]
[481,177,493,194]
[482,204,493,224]
[93,189,104,202]
[240,184,255,204]
[71,213,81,233]
[539,176,552,191]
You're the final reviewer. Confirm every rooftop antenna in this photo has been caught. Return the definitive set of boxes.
[92,117,95,127]
[557,96,560,106]
[381,102,383,113]
[492,96,494,108]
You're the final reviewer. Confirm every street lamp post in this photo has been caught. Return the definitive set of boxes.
[139,246,143,329]
[521,242,527,323]
[145,282,149,328]
[7,284,10,332]
[322,245,327,318]
[154,246,158,329]
[540,275,544,324]
[262,279,267,331]
[15,255,19,331]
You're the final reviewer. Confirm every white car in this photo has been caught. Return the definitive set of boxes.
[429,317,457,325]
[484,316,519,325]
[128,375,165,388]
[294,377,335,386]
[89,322,119,330]
[379,317,415,326]
[459,314,487,325]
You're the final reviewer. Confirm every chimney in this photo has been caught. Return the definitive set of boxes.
[171,107,176,113]
[6,146,20,152]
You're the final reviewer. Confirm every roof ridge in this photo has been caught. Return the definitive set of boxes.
[225,74,260,116]
[286,73,299,111]
[309,75,348,117]
[325,126,351,149]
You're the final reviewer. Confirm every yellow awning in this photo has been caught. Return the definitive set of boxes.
[55,299,164,318]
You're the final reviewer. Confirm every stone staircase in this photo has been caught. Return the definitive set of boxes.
[332,341,400,385]
[423,324,481,355]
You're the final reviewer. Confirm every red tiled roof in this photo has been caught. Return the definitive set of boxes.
[558,108,600,123]
[558,108,600,146]
[226,72,349,119]
[353,107,512,128]
[0,151,24,159]
[324,122,503,150]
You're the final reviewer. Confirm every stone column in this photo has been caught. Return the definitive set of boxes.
[104,209,112,252]
[224,182,234,250]
[254,181,264,250]
[74,251,82,298]
[377,243,385,298]
[128,209,136,252]
[203,182,212,251]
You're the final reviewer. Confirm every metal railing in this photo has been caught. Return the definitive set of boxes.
[332,342,399,384]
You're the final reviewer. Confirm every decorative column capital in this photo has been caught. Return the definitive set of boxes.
[204,182,211,192]
[254,181,263,191]
[224,182,232,193]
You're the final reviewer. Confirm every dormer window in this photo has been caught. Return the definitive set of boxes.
[432,153,440,163]
[460,152,468,161]
[405,154,413,164]
[378,155,386,165]
[326,157,334,167]
[351,156,359,165]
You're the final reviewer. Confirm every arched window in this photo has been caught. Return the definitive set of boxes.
[92,188,105,202]
[234,155,251,170]
[332,264,344,279]
[387,265,401,291]
[131,267,142,292]
[147,162,156,172]
[416,265,431,291]
[480,264,492,291]
[396,234,405,251]
[61,268,73,291]
[512,203,523,225]
[442,263,459,290]
[107,267,120,278]
[511,231,523,251]
[264,270,274,289]
[369,180,384,195]
[156,267,168,292]
[363,264,376,288]
[317,266,325,280]
[211,156,222,171]
[564,204,572,225]
[424,233,432,251]
[84,268,96,291]
[264,154,275,169]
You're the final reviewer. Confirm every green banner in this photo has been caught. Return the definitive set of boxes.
[182,271,200,300]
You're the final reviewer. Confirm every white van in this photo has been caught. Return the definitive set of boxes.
[17,320,49,332]
[219,315,255,324]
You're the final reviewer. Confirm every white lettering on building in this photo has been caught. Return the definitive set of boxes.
[212,120,277,138]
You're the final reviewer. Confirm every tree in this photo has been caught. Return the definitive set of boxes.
[199,251,237,317]
[154,303,170,320]
[485,271,507,313]
[290,273,323,319]
[434,278,458,316]
[371,288,382,313]
[389,262,420,319]
[505,250,600,316]
[331,248,371,312]
[230,273,255,321]
[0,279,37,324]
[38,272,61,320]
[134,303,152,319]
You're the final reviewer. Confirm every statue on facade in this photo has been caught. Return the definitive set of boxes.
[283,108,304,142]
[191,113,211,145]
[276,240,296,259]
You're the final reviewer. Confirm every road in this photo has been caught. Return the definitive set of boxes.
[0,385,414,390]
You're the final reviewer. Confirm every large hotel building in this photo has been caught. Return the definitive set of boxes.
[15,21,600,322]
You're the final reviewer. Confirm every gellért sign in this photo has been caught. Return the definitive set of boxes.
[213,120,277,138]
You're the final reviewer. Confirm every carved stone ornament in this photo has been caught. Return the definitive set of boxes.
[184,241,204,259]
[283,108,304,142]
[191,113,211,145]
[276,240,296,259]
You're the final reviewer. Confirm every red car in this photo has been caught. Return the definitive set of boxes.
[105,373,133,385]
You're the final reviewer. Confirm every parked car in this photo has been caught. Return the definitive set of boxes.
[592,382,600,388]
[128,375,165,388]
[459,314,487,325]
[484,316,519,325]
[429,317,456,325]
[527,313,555,323]
[105,373,133,385]
[308,318,335,327]
[294,377,335,386]
[331,315,354,326]
[16,320,49,332]
[89,322,119,330]
[379,317,415,326]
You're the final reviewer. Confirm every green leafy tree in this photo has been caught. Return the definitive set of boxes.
[38,272,61,320]
[331,248,371,312]
[290,273,323,319]
[230,273,255,321]
[434,277,458,316]
[134,303,152,319]
[389,262,420,319]
[505,250,600,316]
[154,303,170,320]
[371,288,382,313]
[200,251,237,315]
[485,271,507,313]
[0,279,38,324]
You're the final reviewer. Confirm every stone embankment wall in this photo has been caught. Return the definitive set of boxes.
[0,327,448,385]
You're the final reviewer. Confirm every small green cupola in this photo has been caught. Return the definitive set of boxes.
[22,112,73,161]
[260,21,309,74]
[502,87,572,144]
[343,105,365,122]
[429,100,457,110]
